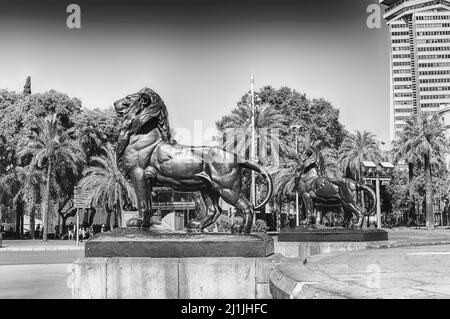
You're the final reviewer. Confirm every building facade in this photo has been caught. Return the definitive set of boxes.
[380,0,450,141]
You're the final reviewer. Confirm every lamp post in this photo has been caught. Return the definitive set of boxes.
[250,75,257,224]
[440,184,442,226]
[290,124,301,226]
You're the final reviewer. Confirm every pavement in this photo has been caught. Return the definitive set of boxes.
[0,250,84,299]
[0,239,85,251]
[271,228,450,299]
[1,227,449,252]
[372,227,450,247]
[0,264,74,298]
[0,240,84,298]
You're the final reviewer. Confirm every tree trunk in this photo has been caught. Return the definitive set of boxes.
[105,205,112,230]
[113,204,119,228]
[20,214,24,237]
[57,197,71,235]
[42,157,52,242]
[88,208,96,226]
[424,155,434,229]
[30,211,35,240]
[61,214,67,234]
[408,162,415,225]
[117,199,123,228]
[82,208,89,226]
[16,201,23,238]
[277,197,282,231]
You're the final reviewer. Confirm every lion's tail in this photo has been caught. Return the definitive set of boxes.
[357,183,377,216]
[240,161,273,210]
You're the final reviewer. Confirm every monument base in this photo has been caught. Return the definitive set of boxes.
[278,226,388,242]
[275,226,389,259]
[85,228,274,258]
[72,228,279,298]
[71,254,283,299]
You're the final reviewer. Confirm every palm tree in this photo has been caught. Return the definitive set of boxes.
[392,140,421,225]
[394,113,448,229]
[216,101,289,161]
[0,172,15,204]
[216,100,289,224]
[339,130,381,181]
[13,166,45,239]
[273,149,300,201]
[78,143,136,229]
[17,114,85,241]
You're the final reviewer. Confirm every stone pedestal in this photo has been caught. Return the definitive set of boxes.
[72,228,279,299]
[275,240,378,259]
[278,226,388,242]
[71,254,283,299]
[85,228,274,258]
[275,227,389,259]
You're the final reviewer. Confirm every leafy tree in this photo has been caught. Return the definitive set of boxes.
[17,114,85,241]
[78,144,136,229]
[215,86,346,219]
[256,86,346,150]
[0,89,84,237]
[394,113,449,229]
[338,130,381,181]
[71,107,120,161]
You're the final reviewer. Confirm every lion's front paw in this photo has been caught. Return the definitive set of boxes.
[231,223,244,234]
[126,217,143,228]
[187,219,203,230]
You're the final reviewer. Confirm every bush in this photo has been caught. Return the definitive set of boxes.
[251,219,268,233]
[203,215,268,233]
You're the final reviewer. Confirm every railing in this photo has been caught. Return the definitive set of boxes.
[385,0,449,16]
[385,0,410,12]
[153,201,196,210]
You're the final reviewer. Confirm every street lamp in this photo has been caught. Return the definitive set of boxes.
[250,75,257,224]
[290,124,301,226]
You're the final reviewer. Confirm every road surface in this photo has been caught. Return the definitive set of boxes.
[0,250,83,299]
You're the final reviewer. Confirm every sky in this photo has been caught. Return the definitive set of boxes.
[0,0,391,145]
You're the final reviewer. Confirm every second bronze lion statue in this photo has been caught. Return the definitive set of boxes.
[296,143,377,228]
[114,88,273,234]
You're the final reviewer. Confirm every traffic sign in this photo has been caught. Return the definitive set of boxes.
[73,186,92,208]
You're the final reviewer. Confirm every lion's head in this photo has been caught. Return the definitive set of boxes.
[114,87,161,119]
[299,140,325,175]
[114,87,171,140]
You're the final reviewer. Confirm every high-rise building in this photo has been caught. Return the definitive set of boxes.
[380,0,450,141]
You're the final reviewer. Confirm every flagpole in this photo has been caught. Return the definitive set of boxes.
[250,75,256,225]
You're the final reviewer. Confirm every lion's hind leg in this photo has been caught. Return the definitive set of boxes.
[187,190,222,231]
[341,201,364,229]
[216,188,254,234]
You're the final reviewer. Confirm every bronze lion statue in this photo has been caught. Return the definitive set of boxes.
[114,88,273,234]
